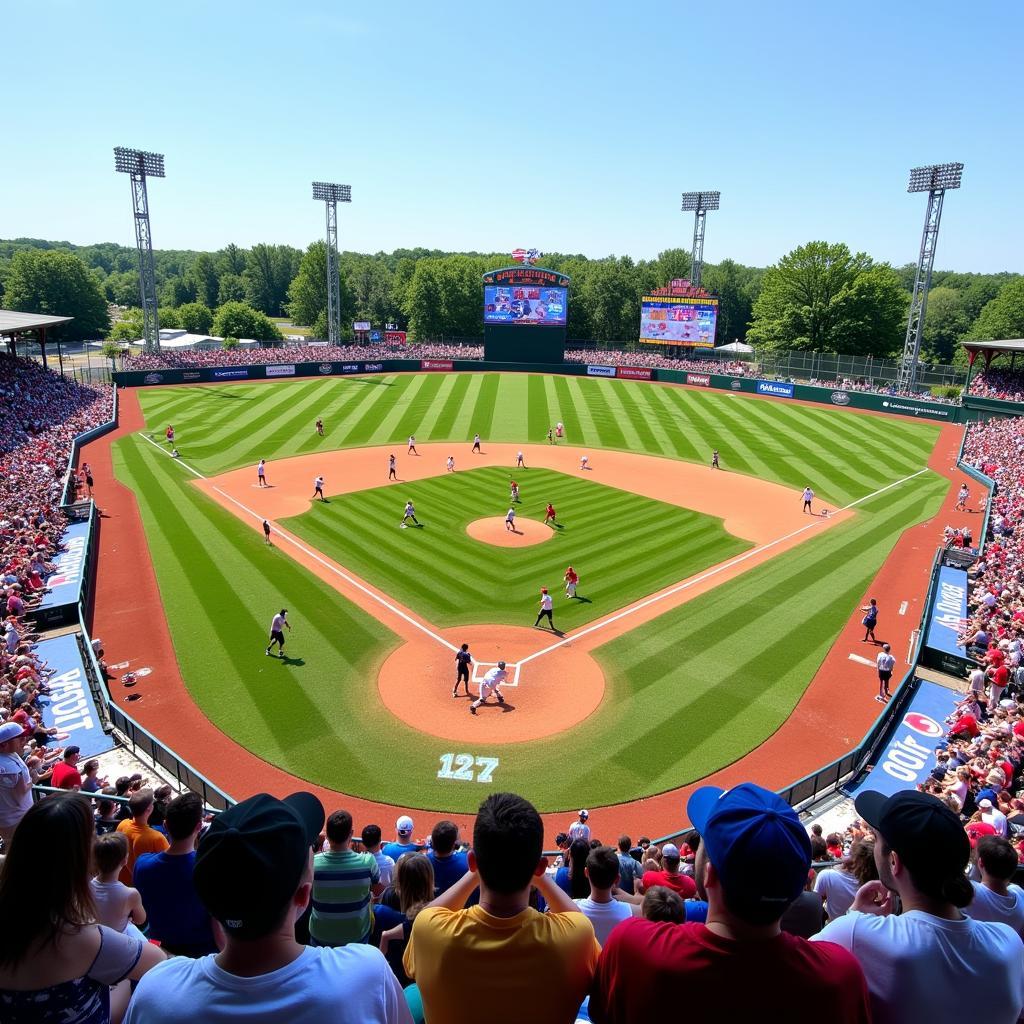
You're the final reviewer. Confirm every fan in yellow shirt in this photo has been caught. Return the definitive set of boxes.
[403,793,600,1024]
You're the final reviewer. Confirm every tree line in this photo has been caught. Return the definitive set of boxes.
[0,236,1019,359]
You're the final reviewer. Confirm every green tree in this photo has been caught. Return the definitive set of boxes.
[104,269,141,307]
[101,340,123,370]
[216,243,247,276]
[217,273,246,305]
[703,258,757,344]
[921,287,971,362]
[187,253,220,309]
[176,302,214,334]
[3,249,109,339]
[968,279,1024,340]
[243,244,301,315]
[107,308,143,342]
[158,306,181,329]
[834,265,908,357]
[287,241,330,327]
[212,301,283,341]
[748,241,889,352]
[160,275,195,307]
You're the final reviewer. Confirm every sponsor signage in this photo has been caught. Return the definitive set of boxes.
[363,362,383,372]
[318,363,334,374]
[341,363,361,373]
[616,366,653,380]
[265,364,296,377]
[846,682,954,798]
[925,565,968,658]
[880,398,953,419]
[353,321,371,332]
[586,365,616,378]
[830,391,850,406]
[142,372,163,385]
[756,379,794,398]
[686,372,711,387]
[421,360,454,371]
[370,330,382,342]
[730,379,743,390]
[213,368,249,380]
[34,634,113,757]
[38,519,90,612]
[182,371,202,381]
[384,330,407,345]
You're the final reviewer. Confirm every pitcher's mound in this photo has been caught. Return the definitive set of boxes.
[466,516,551,547]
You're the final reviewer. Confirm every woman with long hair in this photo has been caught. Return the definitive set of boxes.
[812,837,878,920]
[0,794,164,1023]
[378,853,435,988]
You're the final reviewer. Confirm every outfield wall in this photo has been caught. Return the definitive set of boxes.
[113,359,960,422]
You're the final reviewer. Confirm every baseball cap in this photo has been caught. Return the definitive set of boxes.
[687,783,811,918]
[396,814,414,835]
[662,843,680,859]
[854,789,969,881]
[0,722,24,743]
[578,809,589,820]
[978,798,994,810]
[194,791,324,939]
[497,661,506,669]
[64,745,80,758]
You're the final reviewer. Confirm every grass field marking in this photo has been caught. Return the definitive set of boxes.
[138,430,459,654]
[519,467,931,668]
[472,660,521,687]
[437,753,500,783]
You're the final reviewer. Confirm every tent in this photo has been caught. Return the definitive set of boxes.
[716,340,754,354]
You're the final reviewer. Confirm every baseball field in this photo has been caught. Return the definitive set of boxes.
[101,372,947,820]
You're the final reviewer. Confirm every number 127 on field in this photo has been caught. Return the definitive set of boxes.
[438,753,499,783]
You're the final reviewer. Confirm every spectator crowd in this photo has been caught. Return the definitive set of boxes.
[969,367,1024,404]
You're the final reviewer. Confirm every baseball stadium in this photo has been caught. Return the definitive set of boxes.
[3,7,1024,1016]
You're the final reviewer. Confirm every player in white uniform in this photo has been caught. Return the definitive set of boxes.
[312,476,325,501]
[265,609,291,656]
[470,661,508,715]
[801,486,814,514]
[400,501,420,527]
[446,456,455,472]
[516,451,525,468]
[257,459,267,487]
[505,507,516,532]
[580,455,589,470]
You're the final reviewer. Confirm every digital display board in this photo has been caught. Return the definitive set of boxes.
[639,295,718,348]
[484,284,567,326]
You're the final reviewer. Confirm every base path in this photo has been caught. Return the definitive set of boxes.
[84,390,965,843]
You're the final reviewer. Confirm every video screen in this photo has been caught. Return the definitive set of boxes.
[484,285,567,326]
[639,299,718,347]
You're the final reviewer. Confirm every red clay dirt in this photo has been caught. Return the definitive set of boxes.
[466,516,552,547]
[84,387,974,844]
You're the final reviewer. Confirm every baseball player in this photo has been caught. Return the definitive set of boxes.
[534,588,555,629]
[556,422,564,439]
[544,503,557,526]
[472,433,482,454]
[516,451,525,468]
[801,486,814,514]
[546,428,554,445]
[166,425,175,445]
[408,435,418,455]
[567,810,590,842]
[956,484,969,511]
[711,450,720,469]
[262,519,272,545]
[505,507,516,532]
[580,455,589,471]
[400,501,420,527]
[470,661,508,714]
[446,456,455,472]
[315,418,324,436]
[257,459,268,487]
[265,608,291,657]
[312,476,325,502]
[875,643,896,702]
[389,454,397,480]
[510,480,520,503]
[564,565,578,598]
[454,643,472,698]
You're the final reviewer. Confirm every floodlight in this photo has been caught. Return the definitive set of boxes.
[113,147,165,177]
[680,191,721,212]
[312,181,352,203]
[907,162,963,193]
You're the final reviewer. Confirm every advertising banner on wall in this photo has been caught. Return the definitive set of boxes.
[37,520,90,613]
[265,364,296,377]
[756,380,795,398]
[213,368,249,380]
[616,366,653,380]
[586,365,616,377]
[686,373,711,386]
[421,360,454,371]
[925,565,968,655]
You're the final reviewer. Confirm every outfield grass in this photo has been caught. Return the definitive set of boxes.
[118,373,946,810]
[282,467,749,630]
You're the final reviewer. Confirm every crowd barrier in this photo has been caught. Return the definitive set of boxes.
[30,506,97,631]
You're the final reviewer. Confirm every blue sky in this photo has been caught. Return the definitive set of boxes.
[4,1,1021,271]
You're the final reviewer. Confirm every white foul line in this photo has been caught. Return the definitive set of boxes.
[139,433,457,652]
[518,468,930,667]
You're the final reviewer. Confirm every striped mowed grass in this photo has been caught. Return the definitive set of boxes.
[282,466,749,631]
[116,373,946,811]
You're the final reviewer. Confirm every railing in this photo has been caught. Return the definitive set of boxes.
[61,384,119,507]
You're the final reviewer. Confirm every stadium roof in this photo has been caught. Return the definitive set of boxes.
[961,339,1024,355]
[0,309,74,335]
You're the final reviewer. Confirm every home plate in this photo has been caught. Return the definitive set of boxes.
[848,653,876,667]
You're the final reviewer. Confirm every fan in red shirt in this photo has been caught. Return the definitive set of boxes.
[49,746,83,790]
[590,783,870,1023]
[639,844,697,899]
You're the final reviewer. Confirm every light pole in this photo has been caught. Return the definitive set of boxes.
[680,191,720,289]
[114,147,165,352]
[897,162,963,392]
[312,182,352,346]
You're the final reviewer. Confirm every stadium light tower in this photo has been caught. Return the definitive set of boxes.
[897,162,964,392]
[312,182,352,346]
[680,191,720,289]
[114,147,165,352]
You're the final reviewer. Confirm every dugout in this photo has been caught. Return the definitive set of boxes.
[482,266,568,364]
